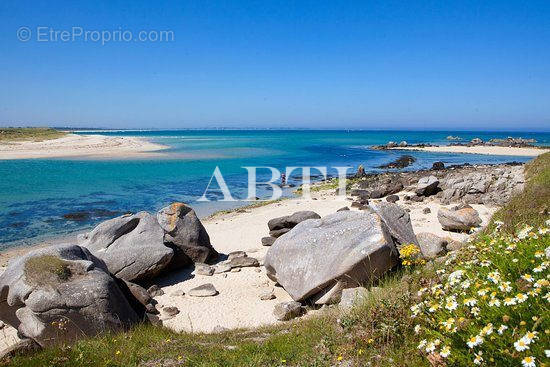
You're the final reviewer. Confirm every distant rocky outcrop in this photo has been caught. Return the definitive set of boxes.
[0,244,140,347]
[349,163,523,207]
[377,155,416,169]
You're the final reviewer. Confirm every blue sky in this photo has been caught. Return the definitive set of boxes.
[1,0,549,131]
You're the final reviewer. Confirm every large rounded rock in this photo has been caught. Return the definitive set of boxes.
[438,207,482,231]
[267,211,321,231]
[157,202,218,266]
[264,211,400,303]
[80,212,174,281]
[0,244,139,347]
[415,176,439,196]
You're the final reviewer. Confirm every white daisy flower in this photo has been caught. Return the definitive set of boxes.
[497,324,508,334]
[473,352,483,365]
[467,335,483,348]
[522,274,534,283]
[499,281,512,292]
[521,356,536,367]
[445,299,458,311]
[425,342,436,353]
[504,297,517,306]
[480,323,493,336]
[487,271,501,284]
[516,293,528,303]
[440,345,450,358]
[514,338,530,352]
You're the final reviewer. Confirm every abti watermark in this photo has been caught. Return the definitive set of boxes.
[17,26,175,45]
[198,166,353,202]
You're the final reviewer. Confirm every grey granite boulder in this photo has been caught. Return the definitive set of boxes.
[416,232,448,258]
[415,176,439,196]
[370,202,419,247]
[157,203,218,266]
[438,207,482,231]
[0,244,139,347]
[80,212,173,281]
[267,211,321,231]
[264,211,400,303]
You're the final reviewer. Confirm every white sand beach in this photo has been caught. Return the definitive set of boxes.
[0,185,496,349]
[390,145,549,157]
[0,134,168,160]
[151,188,495,333]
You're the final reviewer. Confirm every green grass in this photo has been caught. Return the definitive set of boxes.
[0,127,66,142]
[487,152,550,234]
[5,154,549,367]
[4,268,429,367]
[24,255,72,286]
[411,231,549,367]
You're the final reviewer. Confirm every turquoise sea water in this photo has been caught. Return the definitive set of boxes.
[0,130,548,249]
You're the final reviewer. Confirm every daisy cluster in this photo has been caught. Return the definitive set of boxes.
[411,224,549,366]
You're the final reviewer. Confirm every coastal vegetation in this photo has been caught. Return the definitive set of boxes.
[0,127,66,142]
[3,153,549,367]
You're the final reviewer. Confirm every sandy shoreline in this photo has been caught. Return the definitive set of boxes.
[389,145,549,157]
[0,134,168,160]
[0,187,496,337]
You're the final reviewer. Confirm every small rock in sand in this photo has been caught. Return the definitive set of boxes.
[147,285,164,297]
[228,251,247,260]
[259,290,276,300]
[214,264,232,273]
[163,306,180,317]
[261,236,276,246]
[194,263,215,276]
[422,207,431,214]
[188,283,218,297]
[337,206,350,212]
[229,256,260,268]
[386,194,399,203]
[273,301,303,321]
